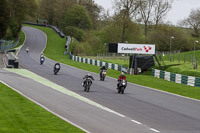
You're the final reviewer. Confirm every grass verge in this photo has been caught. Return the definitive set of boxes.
[25,25,200,100]
[0,82,84,133]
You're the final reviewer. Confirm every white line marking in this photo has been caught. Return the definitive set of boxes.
[131,120,142,125]
[20,27,127,118]
[0,80,91,133]
[150,128,160,133]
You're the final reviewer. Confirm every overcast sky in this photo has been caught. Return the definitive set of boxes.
[94,0,200,25]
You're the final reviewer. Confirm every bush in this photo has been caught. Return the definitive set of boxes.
[147,25,192,51]
[65,5,92,30]
[64,26,85,41]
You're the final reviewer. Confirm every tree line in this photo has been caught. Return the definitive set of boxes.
[1,0,200,55]
[0,0,37,40]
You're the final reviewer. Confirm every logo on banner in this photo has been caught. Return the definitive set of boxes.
[144,46,152,53]
[118,43,155,54]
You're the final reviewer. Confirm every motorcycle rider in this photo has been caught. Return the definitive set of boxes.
[26,47,30,53]
[54,62,61,70]
[117,72,127,89]
[40,53,44,58]
[40,54,45,65]
[100,65,107,79]
[82,73,94,87]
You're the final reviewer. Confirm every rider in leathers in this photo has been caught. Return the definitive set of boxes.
[82,73,94,87]
[117,72,127,89]
[100,66,107,79]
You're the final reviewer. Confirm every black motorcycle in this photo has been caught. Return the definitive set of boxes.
[100,70,107,81]
[54,65,60,75]
[117,79,127,94]
[84,77,92,92]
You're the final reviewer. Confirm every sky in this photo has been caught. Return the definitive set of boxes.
[94,0,200,25]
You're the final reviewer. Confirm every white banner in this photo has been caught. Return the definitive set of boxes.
[118,43,155,54]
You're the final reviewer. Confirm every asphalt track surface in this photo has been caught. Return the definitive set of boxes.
[1,26,200,133]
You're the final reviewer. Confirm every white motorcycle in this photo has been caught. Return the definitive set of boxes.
[100,70,107,81]
[117,79,127,94]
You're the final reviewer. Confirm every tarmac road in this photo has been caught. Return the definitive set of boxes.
[1,26,200,133]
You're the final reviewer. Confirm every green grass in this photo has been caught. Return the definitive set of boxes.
[0,82,84,133]
[13,30,25,49]
[18,30,25,47]
[24,24,200,100]
[158,51,200,76]
[85,53,200,77]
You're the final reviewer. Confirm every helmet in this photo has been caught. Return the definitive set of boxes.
[88,73,91,76]
[121,72,124,75]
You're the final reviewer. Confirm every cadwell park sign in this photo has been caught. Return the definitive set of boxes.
[108,43,157,74]
[118,43,155,54]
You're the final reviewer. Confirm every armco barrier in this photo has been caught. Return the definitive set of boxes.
[70,54,130,74]
[152,68,200,87]
[24,22,65,38]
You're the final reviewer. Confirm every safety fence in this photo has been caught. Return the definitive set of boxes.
[70,54,131,74]
[0,40,19,52]
[152,68,200,87]
[64,36,71,55]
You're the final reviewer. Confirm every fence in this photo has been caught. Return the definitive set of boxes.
[96,53,129,62]
[70,54,131,74]
[156,50,199,64]
[0,40,19,53]
[152,68,200,87]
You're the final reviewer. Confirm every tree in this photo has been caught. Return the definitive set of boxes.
[182,8,200,37]
[0,0,9,38]
[65,5,92,30]
[139,0,156,36]
[137,0,173,36]
[1,0,37,39]
[79,0,103,29]
[154,0,173,27]
[53,0,76,28]
[148,24,191,51]
[38,0,56,25]
[114,0,140,42]
[100,17,144,44]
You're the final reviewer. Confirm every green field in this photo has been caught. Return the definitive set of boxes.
[0,82,84,133]
[24,25,200,100]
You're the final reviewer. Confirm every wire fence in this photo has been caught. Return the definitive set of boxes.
[0,39,19,53]
[156,50,198,63]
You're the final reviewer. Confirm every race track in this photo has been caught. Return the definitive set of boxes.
[1,26,200,133]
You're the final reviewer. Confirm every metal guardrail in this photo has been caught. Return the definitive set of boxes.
[24,22,65,38]
[64,36,71,55]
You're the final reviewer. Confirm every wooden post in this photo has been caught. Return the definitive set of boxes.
[184,53,185,64]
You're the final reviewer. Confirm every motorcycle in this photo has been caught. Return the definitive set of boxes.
[117,79,127,94]
[100,70,107,81]
[40,57,45,65]
[84,77,92,92]
[54,65,60,75]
